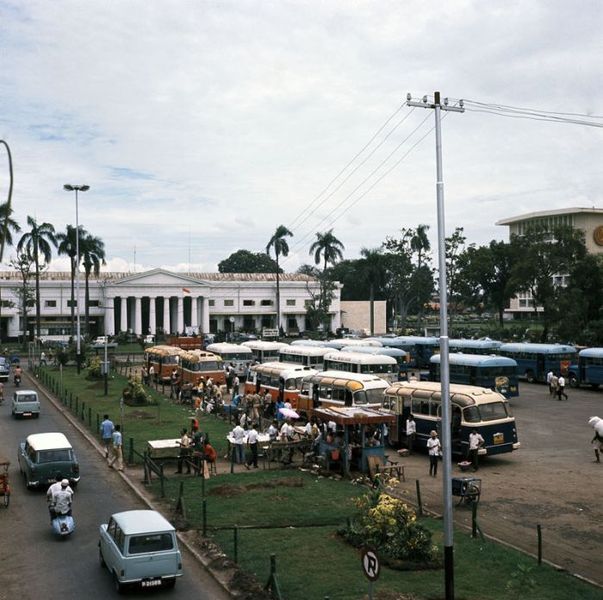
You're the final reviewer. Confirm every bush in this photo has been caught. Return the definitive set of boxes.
[122,378,155,406]
[86,355,103,379]
[340,491,437,565]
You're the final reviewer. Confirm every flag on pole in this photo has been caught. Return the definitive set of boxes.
[182,287,190,295]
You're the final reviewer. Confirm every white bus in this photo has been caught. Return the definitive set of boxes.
[323,351,398,383]
[278,345,336,370]
[298,371,389,412]
[206,343,254,376]
[241,340,289,363]
[322,338,383,351]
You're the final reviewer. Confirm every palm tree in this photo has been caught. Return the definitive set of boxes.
[360,248,386,335]
[57,225,87,337]
[17,217,57,339]
[0,201,21,343]
[309,230,344,330]
[266,225,293,333]
[81,234,106,336]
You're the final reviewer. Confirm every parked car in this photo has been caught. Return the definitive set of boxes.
[99,510,183,592]
[12,390,40,418]
[0,356,10,381]
[18,432,80,489]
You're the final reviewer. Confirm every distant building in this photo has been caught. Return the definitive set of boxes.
[340,300,387,336]
[496,206,603,317]
[0,268,342,342]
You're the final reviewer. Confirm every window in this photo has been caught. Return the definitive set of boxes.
[128,533,174,554]
[243,300,255,306]
[286,299,296,306]
[208,300,215,307]
[261,299,273,306]
[88,300,100,307]
[67,300,78,307]
[224,299,234,307]
[304,300,313,308]
[44,300,57,308]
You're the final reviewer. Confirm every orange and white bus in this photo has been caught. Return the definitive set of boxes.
[278,345,335,370]
[205,343,254,377]
[244,362,317,407]
[179,350,226,386]
[241,340,289,363]
[145,345,184,384]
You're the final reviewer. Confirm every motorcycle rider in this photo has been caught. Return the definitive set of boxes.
[13,364,22,386]
[50,479,73,519]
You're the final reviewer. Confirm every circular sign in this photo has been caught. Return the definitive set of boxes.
[593,225,603,247]
[361,547,380,582]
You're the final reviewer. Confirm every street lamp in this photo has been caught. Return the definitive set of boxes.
[63,184,90,374]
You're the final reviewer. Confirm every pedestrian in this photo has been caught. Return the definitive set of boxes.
[141,364,149,386]
[406,415,416,453]
[231,423,245,463]
[245,423,259,469]
[467,429,485,471]
[100,414,115,458]
[549,372,559,398]
[148,364,155,383]
[557,374,568,400]
[108,424,124,471]
[546,369,554,396]
[589,416,603,463]
[170,368,179,399]
[427,430,441,477]
[40,351,47,366]
[176,428,192,474]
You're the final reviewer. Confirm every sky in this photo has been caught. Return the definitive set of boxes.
[0,0,601,274]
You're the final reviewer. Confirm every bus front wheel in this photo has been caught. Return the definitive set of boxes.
[526,371,535,384]
[568,375,579,389]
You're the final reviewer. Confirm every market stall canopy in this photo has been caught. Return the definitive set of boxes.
[312,406,395,426]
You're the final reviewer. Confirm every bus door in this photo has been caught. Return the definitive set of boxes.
[537,355,545,380]
[451,405,463,455]
[400,397,412,446]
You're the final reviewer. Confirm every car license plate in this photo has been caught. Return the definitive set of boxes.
[493,433,504,444]
[142,579,162,587]
[22,412,32,417]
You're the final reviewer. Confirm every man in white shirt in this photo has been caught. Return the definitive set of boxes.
[427,430,441,477]
[557,375,568,400]
[406,416,417,454]
[231,424,245,463]
[245,424,259,469]
[50,479,73,517]
[468,429,485,471]
[46,474,73,522]
[267,420,278,441]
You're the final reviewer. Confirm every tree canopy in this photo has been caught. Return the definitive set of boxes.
[218,249,280,273]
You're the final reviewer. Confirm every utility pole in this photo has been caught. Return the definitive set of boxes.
[406,91,464,600]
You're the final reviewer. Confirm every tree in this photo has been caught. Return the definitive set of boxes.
[511,225,587,341]
[9,252,35,348]
[444,227,471,326]
[80,233,106,336]
[359,248,387,335]
[218,249,280,273]
[57,225,87,337]
[410,224,432,330]
[0,201,20,341]
[266,225,293,332]
[309,230,345,331]
[17,217,57,338]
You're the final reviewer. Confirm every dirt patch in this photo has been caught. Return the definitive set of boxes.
[127,409,156,419]
[209,477,305,497]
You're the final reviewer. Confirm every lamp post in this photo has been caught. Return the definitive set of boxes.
[63,184,90,374]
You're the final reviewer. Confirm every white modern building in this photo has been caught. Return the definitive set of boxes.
[496,206,603,316]
[0,268,342,342]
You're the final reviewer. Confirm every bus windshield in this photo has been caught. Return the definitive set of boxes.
[477,402,508,421]
[360,364,393,374]
[354,388,386,405]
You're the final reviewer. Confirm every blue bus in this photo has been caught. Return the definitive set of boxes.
[448,338,502,355]
[368,336,440,370]
[429,353,519,398]
[383,381,520,457]
[341,345,411,380]
[498,343,576,383]
[568,348,603,389]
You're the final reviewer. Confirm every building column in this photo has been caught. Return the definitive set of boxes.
[191,297,198,331]
[105,298,115,336]
[202,297,210,334]
[134,296,142,335]
[149,297,156,335]
[177,297,184,334]
[120,297,128,333]
[163,297,170,334]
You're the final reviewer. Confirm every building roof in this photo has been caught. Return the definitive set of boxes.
[496,207,603,226]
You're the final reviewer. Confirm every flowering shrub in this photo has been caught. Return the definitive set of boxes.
[87,356,103,379]
[122,379,155,405]
[341,490,437,564]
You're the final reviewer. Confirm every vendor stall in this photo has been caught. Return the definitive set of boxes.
[312,406,395,476]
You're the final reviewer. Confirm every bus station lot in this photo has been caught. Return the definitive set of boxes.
[390,382,603,586]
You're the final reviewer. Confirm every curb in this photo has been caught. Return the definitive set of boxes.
[30,368,234,599]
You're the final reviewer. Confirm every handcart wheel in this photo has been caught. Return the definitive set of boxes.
[466,482,480,505]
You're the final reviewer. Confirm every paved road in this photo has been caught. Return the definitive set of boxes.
[389,381,603,587]
[0,374,230,600]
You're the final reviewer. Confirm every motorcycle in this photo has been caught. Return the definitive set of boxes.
[13,373,21,388]
[51,512,75,538]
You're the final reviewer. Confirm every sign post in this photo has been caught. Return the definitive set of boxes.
[361,547,380,600]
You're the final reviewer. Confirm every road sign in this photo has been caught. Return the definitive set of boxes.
[361,547,380,582]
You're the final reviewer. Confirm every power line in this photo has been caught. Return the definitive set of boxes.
[459,99,603,120]
[463,107,603,128]
[287,102,412,231]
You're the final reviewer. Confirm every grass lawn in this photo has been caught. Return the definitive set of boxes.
[154,471,601,600]
[38,364,232,457]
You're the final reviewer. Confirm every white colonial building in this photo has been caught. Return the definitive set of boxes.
[0,269,342,341]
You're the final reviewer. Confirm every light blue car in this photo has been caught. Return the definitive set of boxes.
[99,510,183,592]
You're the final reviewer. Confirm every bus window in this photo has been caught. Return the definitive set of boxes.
[332,388,346,403]
[365,388,385,405]
[319,384,332,399]
[479,402,508,421]
[429,401,439,417]
[353,390,367,405]
[463,406,480,423]
[285,378,297,390]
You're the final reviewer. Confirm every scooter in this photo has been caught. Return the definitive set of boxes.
[13,374,21,388]
[51,512,75,538]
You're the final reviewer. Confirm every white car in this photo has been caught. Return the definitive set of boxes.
[99,510,183,592]
[12,390,40,419]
